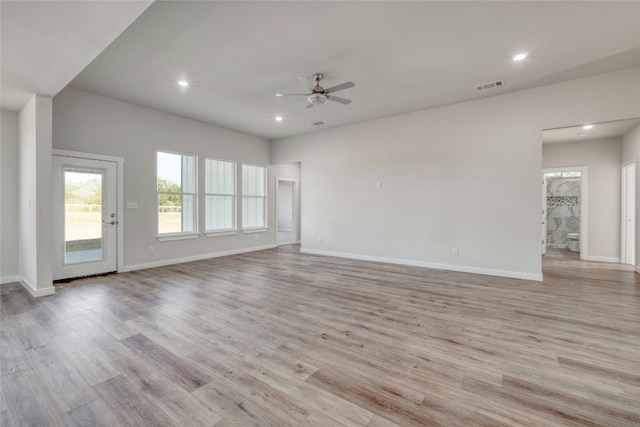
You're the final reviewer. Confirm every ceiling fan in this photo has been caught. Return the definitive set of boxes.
[276,73,355,108]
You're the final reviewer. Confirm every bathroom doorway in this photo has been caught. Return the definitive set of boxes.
[542,167,588,259]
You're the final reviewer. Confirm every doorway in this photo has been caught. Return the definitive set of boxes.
[621,162,636,265]
[276,178,298,245]
[542,167,588,259]
[52,153,121,280]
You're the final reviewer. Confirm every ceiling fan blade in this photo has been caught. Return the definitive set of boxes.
[276,93,308,97]
[297,76,315,91]
[305,102,314,109]
[327,95,351,105]
[325,81,355,93]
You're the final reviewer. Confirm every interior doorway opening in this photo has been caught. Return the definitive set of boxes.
[276,178,299,246]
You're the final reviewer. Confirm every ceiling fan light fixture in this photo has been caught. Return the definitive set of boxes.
[308,93,328,105]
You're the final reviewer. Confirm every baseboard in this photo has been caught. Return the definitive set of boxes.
[122,244,278,272]
[581,255,621,263]
[0,275,20,285]
[15,276,55,297]
[300,248,543,282]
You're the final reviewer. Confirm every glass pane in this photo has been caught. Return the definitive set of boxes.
[157,152,183,192]
[256,167,265,196]
[563,171,581,178]
[223,162,235,194]
[242,196,264,228]
[64,170,104,264]
[205,158,214,193]
[182,155,196,193]
[158,194,182,234]
[206,195,234,230]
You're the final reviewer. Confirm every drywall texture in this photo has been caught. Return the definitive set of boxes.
[543,138,623,260]
[271,68,640,279]
[1,110,19,280]
[622,123,640,269]
[53,87,272,269]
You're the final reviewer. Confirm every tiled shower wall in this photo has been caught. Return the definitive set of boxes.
[546,177,580,247]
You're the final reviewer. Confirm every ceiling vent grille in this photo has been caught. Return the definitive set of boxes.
[475,79,505,92]
[308,121,325,127]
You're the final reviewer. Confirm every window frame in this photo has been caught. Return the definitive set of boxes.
[241,163,267,232]
[204,157,237,237]
[156,150,199,241]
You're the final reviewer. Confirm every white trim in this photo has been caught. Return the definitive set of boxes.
[205,230,238,238]
[301,248,543,282]
[156,233,199,242]
[621,162,636,266]
[52,150,126,275]
[0,275,20,285]
[543,166,588,260]
[242,228,268,234]
[581,255,621,263]
[121,244,277,272]
[16,276,55,297]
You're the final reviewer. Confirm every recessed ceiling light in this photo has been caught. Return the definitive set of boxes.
[275,94,284,97]
[275,116,283,122]
[178,80,189,87]
[582,125,593,130]
[512,53,527,61]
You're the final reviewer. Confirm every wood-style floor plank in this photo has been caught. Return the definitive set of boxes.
[0,246,638,426]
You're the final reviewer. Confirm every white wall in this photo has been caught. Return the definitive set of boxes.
[1,110,19,282]
[622,123,640,270]
[53,87,274,270]
[271,68,640,280]
[543,138,622,261]
[18,95,55,296]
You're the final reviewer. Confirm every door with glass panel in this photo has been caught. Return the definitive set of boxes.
[52,155,117,280]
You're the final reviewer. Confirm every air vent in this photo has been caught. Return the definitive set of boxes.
[308,121,325,127]
[475,79,505,92]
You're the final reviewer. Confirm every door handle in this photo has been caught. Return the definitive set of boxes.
[103,220,118,225]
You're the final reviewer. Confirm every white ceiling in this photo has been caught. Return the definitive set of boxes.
[0,0,152,111]
[542,118,640,145]
[3,1,640,140]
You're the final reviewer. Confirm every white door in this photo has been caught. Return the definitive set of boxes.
[276,179,296,245]
[52,155,118,280]
[622,163,636,265]
[542,174,547,255]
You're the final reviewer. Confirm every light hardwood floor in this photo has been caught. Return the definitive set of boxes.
[1,246,639,426]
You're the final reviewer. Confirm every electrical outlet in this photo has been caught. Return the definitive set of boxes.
[148,246,154,254]
[317,237,322,243]
[255,234,259,240]
[452,248,459,256]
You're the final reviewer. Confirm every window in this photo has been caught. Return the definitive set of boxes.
[157,151,197,236]
[242,164,266,229]
[205,158,236,233]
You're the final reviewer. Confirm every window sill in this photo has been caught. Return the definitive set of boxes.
[156,233,199,242]
[205,230,238,238]
[242,228,268,234]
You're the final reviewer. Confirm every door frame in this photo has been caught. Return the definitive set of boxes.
[621,161,636,265]
[275,177,299,246]
[53,149,125,273]
[542,166,589,259]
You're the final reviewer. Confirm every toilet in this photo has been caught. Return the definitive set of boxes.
[567,232,580,252]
